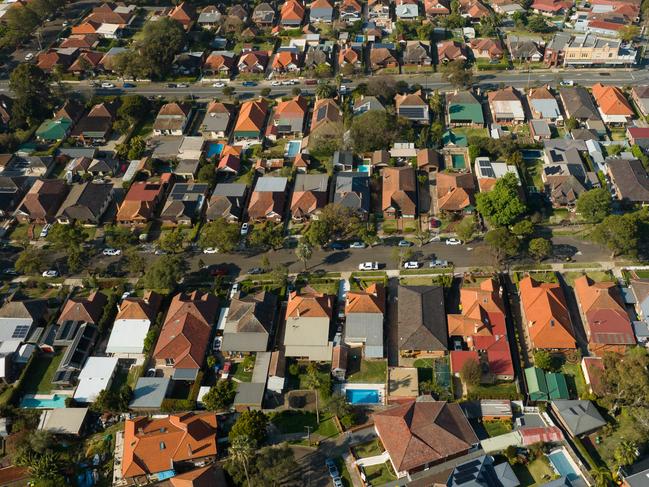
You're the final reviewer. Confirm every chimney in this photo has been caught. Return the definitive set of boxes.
[474,323,480,334]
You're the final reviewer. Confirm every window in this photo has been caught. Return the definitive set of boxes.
[160,442,166,450]
[11,325,30,339]
[165,358,175,366]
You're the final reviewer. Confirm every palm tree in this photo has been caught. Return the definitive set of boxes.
[614,440,638,467]
[229,435,254,487]
[295,242,313,271]
[303,362,323,423]
[591,466,613,487]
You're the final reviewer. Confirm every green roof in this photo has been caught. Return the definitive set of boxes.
[36,118,72,141]
[442,130,468,147]
[546,372,569,400]
[525,367,548,401]
[448,102,484,125]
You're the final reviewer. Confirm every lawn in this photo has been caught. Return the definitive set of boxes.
[9,223,43,242]
[483,420,513,438]
[21,351,64,394]
[352,439,384,458]
[334,457,353,487]
[290,362,331,390]
[362,462,397,485]
[454,127,489,139]
[346,358,387,384]
[271,411,339,439]
[468,382,521,400]
[562,270,614,286]
[126,365,143,388]
[635,270,649,279]
[512,457,557,487]
[523,158,544,190]
[562,362,588,399]
[232,360,253,383]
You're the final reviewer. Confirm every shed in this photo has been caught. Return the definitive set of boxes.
[233,382,265,411]
[546,372,569,400]
[524,367,549,401]
[38,407,88,435]
[129,377,171,410]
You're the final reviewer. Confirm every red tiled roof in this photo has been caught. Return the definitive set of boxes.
[450,350,479,374]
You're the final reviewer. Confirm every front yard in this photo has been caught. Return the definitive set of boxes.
[363,462,397,485]
[352,439,384,458]
[562,270,614,286]
[270,411,339,440]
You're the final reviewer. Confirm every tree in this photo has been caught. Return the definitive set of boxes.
[576,188,612,223]
[456,217,477,243]
[413,228,432,247]
[197,164,216,185]
[47,222,88,251]
[619,25,640,42]
[480,13,502,37]
[249,223,284,250]
[564,117,579,131]
[260,87,271,97]
[600,347,649,410]
[202,380,237,411]
[608,144,623,156]
[227,442,298,487]
[229,410,269,446]
[200,218,240,253]
[614,440,638,467]
[315,83,336,99]
[308,120,344,157]
[9,63,52,128]
[137,17,186,79]
[304,204,361,247]
[158,228,185,253]
[303,362,323,423]
[104,224,137,249]
[15,247,44,274]
[533,350,554,371]
[527,15,555,33]
[350,111,393,152]
[125,249,146,275]
[511,220,535,239]
[295,242,313,271]
[228,435,254,487]
[460,358,481,388]
[127,136,146,160]
[440,60,473,89]
[592,212,640,257]
[142,254,188,290]
[117,95,150,125]
[16,450,63,483]
[590,466,612,487]
[476,173,527,227]
[485,227,520,263]
[326,393,352,418]
[223,86,235,98]
[528,237,552,262]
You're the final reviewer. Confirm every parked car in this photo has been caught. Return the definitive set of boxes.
[42,270,59,278]
[429,259,448,268]
[203,247,218,254]
[429,218,441,228]
[325,459,339,479]
[429,233,441,242]
[213,82,225,88]
[101,82,115,88]
[349,241,366,249]
[398,240,413,247]
[330,241,347,250]
[40,223,52,238]
[248,267,264,275]
[221,361,231,378]
[123,82,136,88]
[358,262,378,271]
[177,83,189,88]
[242,81,257,87]
[305,79,317,85]
[24,53,34,61]
[2,268,18,275]
[339,85,348,93]
[271,80,281,86]
[210,265,228,277]
[229,282,240,299]
[240,223,249,235]
[560,80,574,87]
[102,248,121,256]
[445,238,463,246]
[333,479,343,487]
[403,261,420,269]
[121,291,132,300]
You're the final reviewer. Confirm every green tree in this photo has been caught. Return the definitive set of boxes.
[476,173,527,227]
[511,220,535,239]
[576,188,612,223]
[564,117,579,131]
[308,120,344,157]
[456,217,477,243]
[226,442,298,487]
[528,237,552,262]
[229,410,269,446]
[485,227,520,263]
[460,358,481,388]
[227,435,254,487]
[104,224,137,249]
[303,362,324,423]
[142,254,188,290]
[295,242,313,271]
[15,247,44,274]
[600,347,649,410]
[619,25,640,42]
[533,350,554,371]
[260,87,271,97]
[223,86,235,98]
[592,212,641,257]
[47,222,87,250]
[16,450,63,483]
[127,136,146,160]
[202,380,237,411]
[117,95,150,124]
[304,204,361,247]
[200,218,240,253]
[590,466,612,487]
[350,111,393,152]
[614,440,638,467]
[440,60,473,89]
[125,249,146,275]
[197,164,216,185]
[137,17,186,79]
[249,223,284,250]
[326,392,352,418]
[158,228,185,254]
[528,15,555,33]
[315,83,336,99]
[10,63,52,128]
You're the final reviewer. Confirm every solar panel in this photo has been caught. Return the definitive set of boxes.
[399,107,425,118]
[316,106,327,121]
[12,325,30,339]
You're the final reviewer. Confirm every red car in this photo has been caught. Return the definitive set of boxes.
[222,361,232,378]
[429,218,441,228]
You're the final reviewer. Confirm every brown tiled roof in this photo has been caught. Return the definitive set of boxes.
[311,98,341,133]
[57,290,107,325]
[169,465,226,487]
[234,99,268,133]
[247,190,284,220]
[447,279,506,338]
[437,172,475,211]
[290,190,326,218]
[346,283,385,314]
[437,41,467,62]
[286,289,332,319]
[276,95,308,117]
[381,166,416,215]
[280,0,305,21]
[17,179,68,221]
[116,291,162,322]
[591,83,633,116]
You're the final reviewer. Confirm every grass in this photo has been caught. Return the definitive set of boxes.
[21,351,64,394]
[346,358,387,384]
[561,362,588,399]
[454,127,489,139]
[352,439,384,458]
[523,158,544,190]
[483,420,513,437]
[562,270,614,286]
[362,462,397,485]
[271,411,339,439]
[334,457,353,487]
[635,270,649,278]
[8,223,43,242]
[84,422,124,458]
[468,382,521,400]
[512,457,557,487]
[126,365,143,388]
[232,360,253,383]
[563,262,601,269]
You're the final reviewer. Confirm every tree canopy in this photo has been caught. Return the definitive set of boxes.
[440,60,473,89]
[226,443,298,487]
[202,380,236,411]
[592,212,643,257]
[350,111,394,153]
[142,254,188,290]
[576,188,612,223]
[9,63,53,128]
[229,410,269,447]
[200,218,240,253]
[476,173,527,227]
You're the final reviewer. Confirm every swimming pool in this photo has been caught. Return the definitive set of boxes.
[522,149,542,160]
[451,154,466,169]
[548,450,579,481]
[358,164,370,173]
[206,142,224,159]
[285,140,301,158]
[346,389,380,404]
[21,393,68,409]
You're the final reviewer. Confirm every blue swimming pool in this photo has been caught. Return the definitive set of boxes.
[346,389,380,404]
[358,164,370,173]
[21,394,68,409]
[207,142,224,159]
[285,140,301,158]
[522,149,542,160]
[548,450,579,481]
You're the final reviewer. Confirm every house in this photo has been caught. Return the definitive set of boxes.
[200,102,232,139]
[310,97,342,135]
[270,95,308,138]
[519,276,576,350]
[197,5,222,29]
[291,173,328,221]
[551,400,606,437]
[72,356,119,403]
[447,91,484,126]
[353,96,385,115]
[237,50,269,74]
[344,284,385,358]
[120,413,218,481]
[448,455,520,487]
[252,2,275,26]
[530,119,552,140]
[631,85,649,117]
[470,38,504,60]
[331,344,348,380]
[368,0,392,29]
[437,40,468,63]
[64,156,117,178]
[233,382,266,411]
[206,183,247,222]
[116,179,170,226]
[248,176,287,222]
[280,0,305,26]
[425,0,450,17]
[70,101,117,144]
[153,291,219,381]
[488,87,525,124]
[0,299,47,349]
[397,286,448,360]
[153,103,192,136]
[395,91,429,123]
[370,45,399,71]
[395,0,419,19]
[574,275,635,355]
[460,0,491,20]
[272,49,302,73]
[168,2,196,30]
[223,292,278,353]
[607,158,649,205]
[56,182,113,225]
[531,0,573,15]
[340,0,363,22]
[528,86,562,123]
[203,51,236,78]
[37,48,78,73]
[373,399,478,477]
[172,52,204,75]
[382,166,417,219]
[310,0,334,23]
[233,99,268,141]
[283,288,333,361]
[551,33,637,68]
[507,35,544,62]
[58,290,106,329]
[0,176,29,218]
[15,179,68,223]
[581,356,605,396]
[106,292,163,359]
[267,350,286,393]
[333,172,370,217]
[591,83,634,125]
[305,43,333,70]
[525,367,570,401]
[338,46,362,69]
[621,461,649,487]
[417,148,440,172]
[437,172,475,213]
[129,377,171,411]
[627,127,649,150]
[403,41,432,67]
[160,183,210,226]
[474,158,521,192]
[0,155,54,178]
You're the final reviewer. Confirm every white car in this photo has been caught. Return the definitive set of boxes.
[102,248,121,256]
[240,223,249,235]
[177,83,189,88]
[560,80,574,87]
[101,82,115,88]
[203,247,218,254]
[349,241,366,249]
[271,81,282,86]
[24,53,34,61]
[339,85,348,93]
[281,79,293,86]
[445,238,463,246]
[121,291,132,300]
[229,282,240,299]
[42,270,58,278]
[403,261,420,269]
[213,82,225,88]
[40,224,52,238]
[290,79,299,84]
[358,262,378,271]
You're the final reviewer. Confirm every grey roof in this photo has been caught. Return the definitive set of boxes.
[0,299,47,321]
[200,106,231,133]
[56,182,112,223]
[222,292,277,352]
[57,147,97,159]
[345,313,383,350]
[234,382,265,406]
[552,399,606,436]
[333,172,370,213]
[622,458,649,487]
[174,159,200,177]
[293,173,328,193]
[448,455,520,487]
[530,98,561,119]
[541,478,571,487]
[38,407,88,435]
[161,182,208,221]
[254,176,287,193]
[207,184,247,221]
[559,87,600,121]
[353,96,385,114]
[493,462,521,487]
[130,377,170,409]
[531,120,551,137]
[397,286,448,351]
[607,158,649,203]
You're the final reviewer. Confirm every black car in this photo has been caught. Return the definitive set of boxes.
[330,242,347,250]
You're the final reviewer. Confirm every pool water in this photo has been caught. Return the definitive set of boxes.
[452,154,466,169]
[522,149,542,159]
[206,142,224,159]
[358,164,370,173]
[548,450,579,481]
[346,389,380,404]
[285,140,301,158]
[21,393,68,409]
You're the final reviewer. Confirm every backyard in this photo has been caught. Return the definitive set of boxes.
[467,382,521,400]
[346,356,387,384]
[561,362,588,399]
[270,410,339,440]
[483,420,513,438]
[511,457,557,487]
[21,351,64,394]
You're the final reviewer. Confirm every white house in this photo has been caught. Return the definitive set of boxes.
[73,356,119,403]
